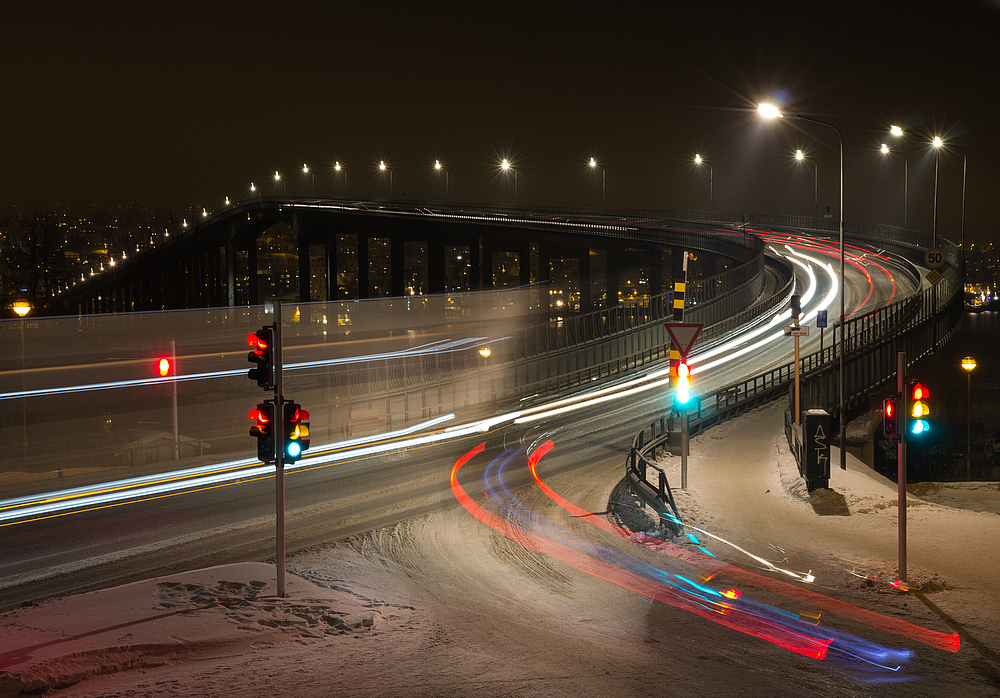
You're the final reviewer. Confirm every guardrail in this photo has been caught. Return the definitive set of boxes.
[625,416,684,536]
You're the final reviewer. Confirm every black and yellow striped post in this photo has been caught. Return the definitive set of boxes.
[670,251,690,381]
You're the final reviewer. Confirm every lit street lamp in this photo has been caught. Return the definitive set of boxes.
[589,157,606,207]
[962,356,977,480]
[879,142,908,230]
[334,162,347,196]
[759,102,847,470]
[500,158,517,204]
[379,160,392,197]
[434,159,449,201]
[693,154,713,215]
[303,163,314,196]
[794,149,818,220]
[932,136,943,249]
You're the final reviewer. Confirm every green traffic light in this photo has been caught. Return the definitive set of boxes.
[911,419,929,435]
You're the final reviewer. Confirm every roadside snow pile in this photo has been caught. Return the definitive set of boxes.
[0,563,411,697]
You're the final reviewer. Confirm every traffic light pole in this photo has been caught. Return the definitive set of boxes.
[273,300,286,598]
[897,351,907,581]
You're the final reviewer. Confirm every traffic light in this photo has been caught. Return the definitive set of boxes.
[908,380,930,436]
[283,401,310,463]
[247,327,274,389]
[249,402,275,463]
[157,357,172,377]
[674,360,692,406]
[790,294,802,320]
[882,396,898,440]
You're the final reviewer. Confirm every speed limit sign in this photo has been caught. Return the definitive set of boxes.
[924,247,945,269]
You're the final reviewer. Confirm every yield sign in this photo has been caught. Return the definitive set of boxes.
[665,322,703,359]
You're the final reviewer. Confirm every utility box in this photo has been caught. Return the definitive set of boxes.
[801,409,832,491]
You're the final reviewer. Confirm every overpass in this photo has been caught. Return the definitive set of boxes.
[2,201,964,499]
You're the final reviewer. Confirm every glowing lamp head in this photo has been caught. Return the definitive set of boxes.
[303,164,309,173]
[890,125,904,137]
[501,158,511,171]
[435,159,442,170]
[379,160,386,171]
[880,143,890,154]
[795,149,805,160]
[589,157,597,168]
[961,356,977,372]
[157,357,171,377]
[335,162,341,171]
[274,171,280,181]
[758,103,783,119]
[479,346,492,358]
[11,299,30,317]
[694,154,703,164]
[932,136,944,148]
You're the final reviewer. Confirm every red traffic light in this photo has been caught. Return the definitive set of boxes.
[909,382,929,401]
[247,332,269,350]
[157,357,171,377]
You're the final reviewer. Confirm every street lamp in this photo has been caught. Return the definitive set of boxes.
[931,141,969,252]
[932,136,943,249]
[962,356,977,480]
[759,102,847,470]
[880,142,908,230]
[693,154,713,216]
[11,299,31,317]
[434,159,449,201]
[500,158,517,204]
[794,149,818,220]
[334,161,347,196]
[379,160,392,197]
[303,163,314,196]
[589,157,606,207]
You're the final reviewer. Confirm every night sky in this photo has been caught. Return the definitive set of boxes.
[4,1,999,244]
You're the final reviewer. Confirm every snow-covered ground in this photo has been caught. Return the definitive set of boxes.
[3,401,999,697]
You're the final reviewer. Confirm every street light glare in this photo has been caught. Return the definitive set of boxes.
[303,164,309,173]
[435,159,442,170]
[795,149,805,160]
[880,143,890,154]
[334,162,341,171]
[274,171,280,181]
[932,136,944,148]
[758,103,783,119]
[890,125,904,136]
[501,158,511,171]
[962,356,977,372]
[379,160,387,171]
[694,154,703,164]
[589,157,597,168]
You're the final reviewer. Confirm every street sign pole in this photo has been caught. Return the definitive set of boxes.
[681,409,689,489]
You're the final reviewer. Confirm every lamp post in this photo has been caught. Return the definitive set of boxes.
[273,170,284,196]
[11,299,30,463]
[435,159,449,201]
[962,356,977,480]
[334,162,347,196]
[794,149,818,221]
[501,158,517,204]
[589,157,606,207]
[931,136,946,249]
[879,143,908,230]
[303,164,314,196]
[379,160,392,197]
[759,102,847,470]
[694,154,713,216]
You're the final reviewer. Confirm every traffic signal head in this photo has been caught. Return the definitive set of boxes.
[674,360,692,406]
[247,327,274,390]
[790,294,801,320]
[882,396,898,440]
[908,380,930,436]
[283,401,310,463]
[249,402,275,463]
[157,357,172,377]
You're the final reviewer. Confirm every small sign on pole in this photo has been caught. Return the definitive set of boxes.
[783,325,810,336]
[665,322,703,359]
[816,310,828,328]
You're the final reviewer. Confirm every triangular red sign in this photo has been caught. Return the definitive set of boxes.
[664,322,703,358]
